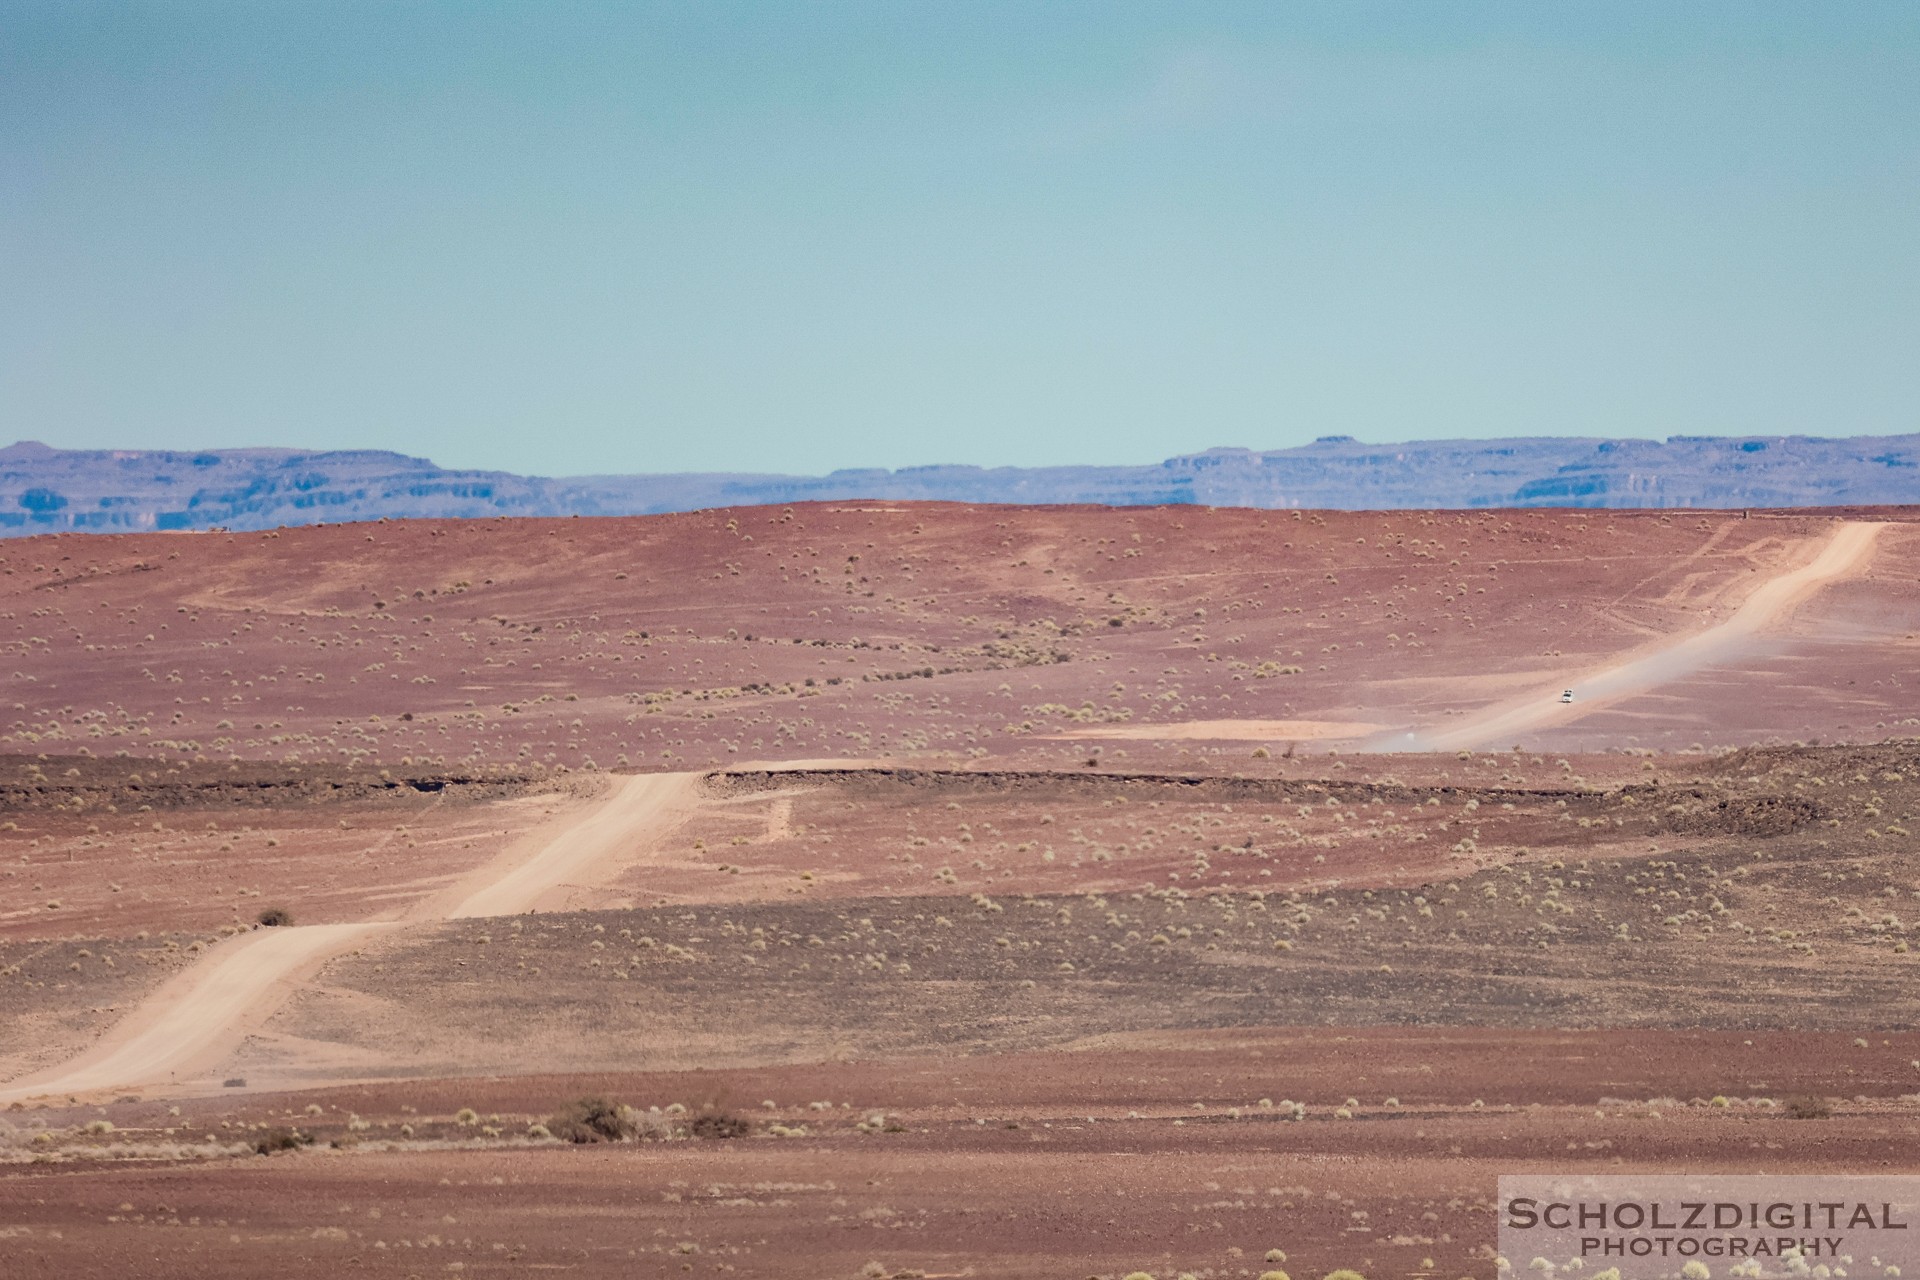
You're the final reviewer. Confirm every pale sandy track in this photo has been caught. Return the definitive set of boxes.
[440,771,697,919]
[0,772,696,1103]
[1045,718,1387,742]
[0,923,387,1102]
[1383,520,1885,753]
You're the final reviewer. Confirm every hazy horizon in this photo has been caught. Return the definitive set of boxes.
[6,2,1917,477]
[13,427,1920,483]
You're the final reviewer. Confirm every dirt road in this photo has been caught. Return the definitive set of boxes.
[0,772,697,1103]
[1388,520,1885,752]
[1048,718,1387,741]
[440,771,696,919]
[0,922,386,1102]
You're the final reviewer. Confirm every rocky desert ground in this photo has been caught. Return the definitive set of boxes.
[2,503,1918,1279]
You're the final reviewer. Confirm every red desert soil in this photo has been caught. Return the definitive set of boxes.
[5,1030,1919,1280]
[0,505,1912,774]
[0,760,574,945]
[3,504,1919,1279]
[4,740,1910,1098]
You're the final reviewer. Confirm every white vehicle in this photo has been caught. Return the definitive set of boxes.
[1559,689,1575,704]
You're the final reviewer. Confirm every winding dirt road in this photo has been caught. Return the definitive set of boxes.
[0,771,697,1103]
[0,523,1884,1103]
[1384,520,1885,752]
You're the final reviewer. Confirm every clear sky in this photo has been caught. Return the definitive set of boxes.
[3,2,1916,478]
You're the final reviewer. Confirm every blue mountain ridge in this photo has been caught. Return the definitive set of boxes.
[0,434,1913,535]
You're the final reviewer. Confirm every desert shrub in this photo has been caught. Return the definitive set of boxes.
[256,907,293,927]
[547,1096,637,1144]
[1784,1095,1833,1120]
[691,1110,750,1139]
[1324,1270,1367,1280]
[254,1127,313,1155]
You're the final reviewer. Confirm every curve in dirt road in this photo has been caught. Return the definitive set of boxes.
[0,771,698,1104]
[1380,520,1885,753]
[0,922,386,1103]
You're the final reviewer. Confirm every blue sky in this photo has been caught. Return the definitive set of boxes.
[3,2,1915,477]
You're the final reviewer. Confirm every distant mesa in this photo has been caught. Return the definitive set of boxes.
[0,433,1913,535]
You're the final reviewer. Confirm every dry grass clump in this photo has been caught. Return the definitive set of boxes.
[543,1095,741,1142]
[861,1263,925,1279]
[690,1109,750,1139]
[547,1096,640,1144]
[252,1126,313,1155]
